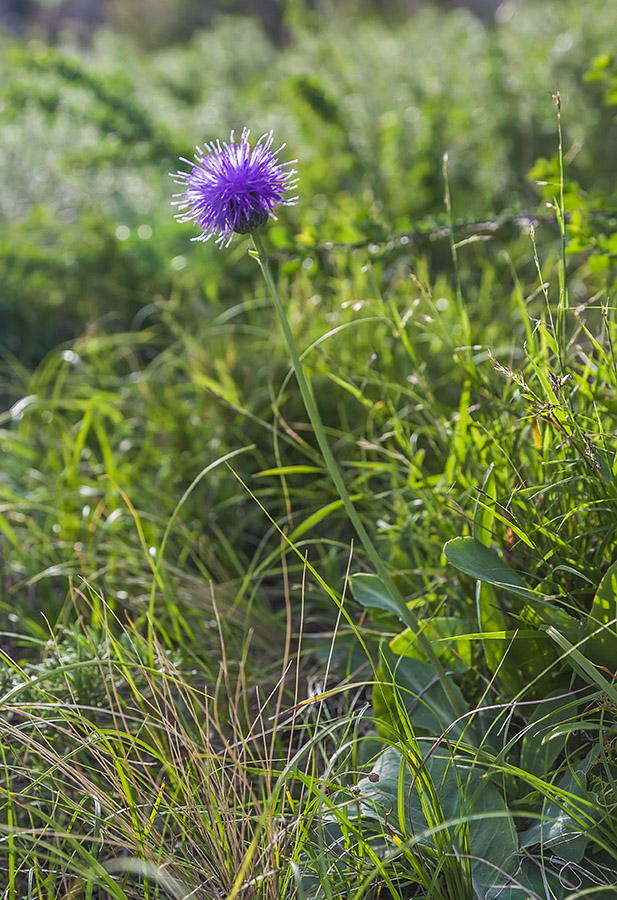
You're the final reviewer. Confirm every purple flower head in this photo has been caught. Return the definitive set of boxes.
[171,128,298,247]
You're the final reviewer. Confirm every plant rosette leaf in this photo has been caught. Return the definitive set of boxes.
[585,559,617,670]
[443,538,579,642]
[389,616,474,673]
[518,748,599,865]
[374,649,467,741]
[350,572,423,619]
[444,537,543,602]
[519,694,573,780]
[444,537,580,698]
[357,743,519,900]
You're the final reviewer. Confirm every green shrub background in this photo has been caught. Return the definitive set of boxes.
[3,0,617,360]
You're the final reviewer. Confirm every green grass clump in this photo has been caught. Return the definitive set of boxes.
[3,0,617,896]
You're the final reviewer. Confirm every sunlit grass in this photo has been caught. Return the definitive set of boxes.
[3,1,617,896]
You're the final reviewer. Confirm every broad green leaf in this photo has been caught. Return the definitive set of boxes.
[483,856,567,900]
[444,537,540,600]
[446,541,573,698]
[544,626,617,706]
[445,537,578,639]
[357,743,455,835]
[595,447,613,484]
[519,748,597,863]
[357,741,474,831]
[445,379,471,485]
[519,595,579,642]
[389,616,473,672]
[519,694,572,779]
[350,573,421,618]
[474,580,526,696]
[351,573,400,616]
[473,463,495,547]
[374,650,466,740]
[357,743,519,900]
[488,629,567,702]
[469,785,518,900]
[585,559,617,669]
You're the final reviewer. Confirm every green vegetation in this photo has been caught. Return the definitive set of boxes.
[2,0,617,896]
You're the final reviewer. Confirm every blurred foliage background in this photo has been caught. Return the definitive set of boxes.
[2,0,505,46]
[3,0,617,362]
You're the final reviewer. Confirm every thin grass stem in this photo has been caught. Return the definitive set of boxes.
[250,229,469,730]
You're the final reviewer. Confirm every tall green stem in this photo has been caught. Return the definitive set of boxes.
[251,230,468,728]
[554,91,568,378]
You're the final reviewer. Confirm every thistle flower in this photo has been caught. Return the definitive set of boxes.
[171,128,298,247]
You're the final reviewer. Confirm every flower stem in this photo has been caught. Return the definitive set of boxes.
[251,230,468,728]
